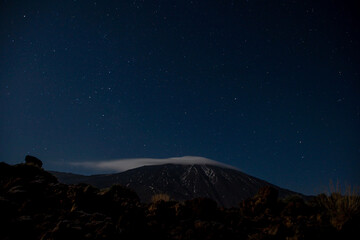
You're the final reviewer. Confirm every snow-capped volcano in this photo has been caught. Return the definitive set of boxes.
[52,163,301,207]
[70,156,235,173]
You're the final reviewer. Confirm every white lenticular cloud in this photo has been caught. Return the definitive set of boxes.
[70,156,235,172]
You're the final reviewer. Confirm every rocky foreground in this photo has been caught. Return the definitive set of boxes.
[0,158,359,240]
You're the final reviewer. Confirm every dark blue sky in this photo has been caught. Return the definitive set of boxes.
[1,0,359,195]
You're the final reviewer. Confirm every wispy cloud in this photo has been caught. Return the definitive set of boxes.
[70,156,235,173]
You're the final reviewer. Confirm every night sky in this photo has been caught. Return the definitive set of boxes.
[1,0,359,195]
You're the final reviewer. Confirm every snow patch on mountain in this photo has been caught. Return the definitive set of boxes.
[201,165,218,184]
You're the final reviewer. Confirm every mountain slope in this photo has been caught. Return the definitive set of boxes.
[52,164,300,207]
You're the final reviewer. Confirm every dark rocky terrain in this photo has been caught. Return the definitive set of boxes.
[52,164,300,208]
[1,156,359,240]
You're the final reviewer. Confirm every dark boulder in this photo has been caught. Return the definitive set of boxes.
[25,155,43,168]
[239,186,280,216]
[148,200,177,222]
[0,161,12,176]
[10,163,58,187]
[99,184,139,203]
[96,184,140,218]
[281,195,310,217]
[44,220,85,240]
[255,186,279,206]
[184,197,219,220]
[67,183,100,212]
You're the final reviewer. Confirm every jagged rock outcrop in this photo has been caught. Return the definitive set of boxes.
[0,157,359,240]
[25,155,43,168]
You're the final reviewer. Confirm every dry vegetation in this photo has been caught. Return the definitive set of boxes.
[151,193,170,202]
[316,181,360,230]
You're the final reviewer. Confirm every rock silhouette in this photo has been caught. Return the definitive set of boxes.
[25,155,43,168]
[0,157,359,239]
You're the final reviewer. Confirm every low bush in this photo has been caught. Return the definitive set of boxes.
[151,193,170,202]
[316,181,360,230]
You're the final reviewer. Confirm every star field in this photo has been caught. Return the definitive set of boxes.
[0,0,359,194]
